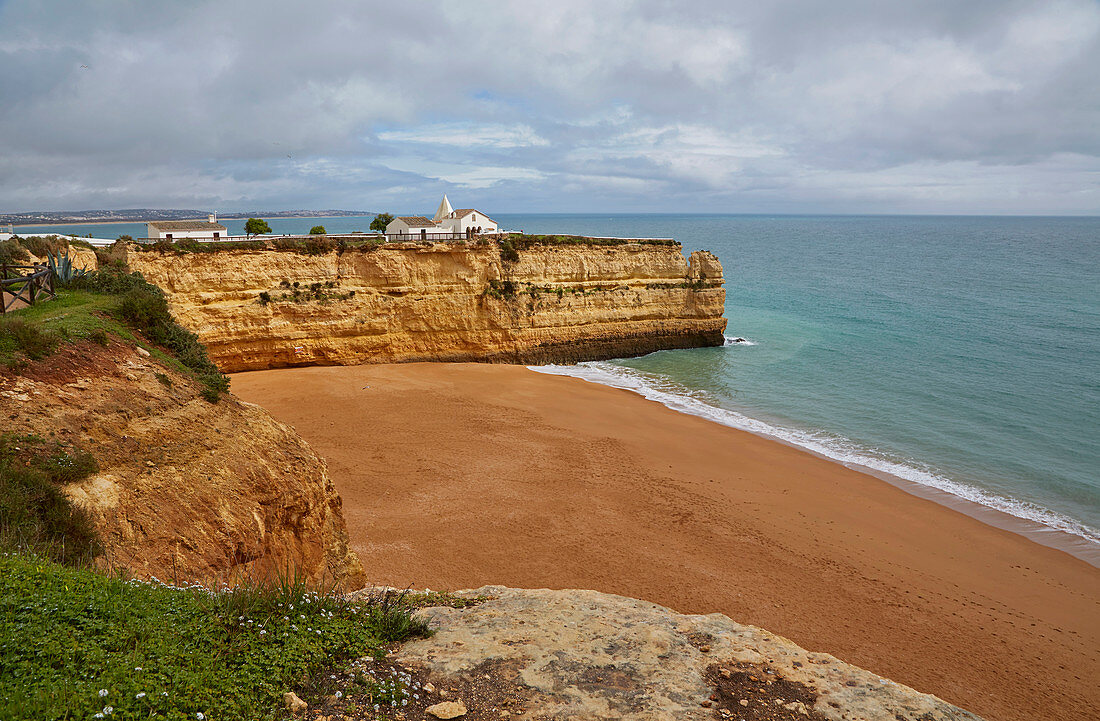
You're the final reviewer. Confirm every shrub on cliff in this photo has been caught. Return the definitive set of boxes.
[0,434,100,564]
[70,270,230,402]
[272,236,335,255]
[499,238,520,263]
[0,238,32,264]
[309,225,326,235]
[0,317,61,366]
[18,235,68,257]
[507,233,679,248]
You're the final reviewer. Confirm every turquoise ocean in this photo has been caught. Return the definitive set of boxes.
[19,214,1100,558]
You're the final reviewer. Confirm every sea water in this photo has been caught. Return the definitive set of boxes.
[21,213,1100,554]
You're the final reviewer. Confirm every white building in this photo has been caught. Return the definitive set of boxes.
[385,196,498,240]
[146,214,228,240]
[384,215,452,240]
[437,208,498,235]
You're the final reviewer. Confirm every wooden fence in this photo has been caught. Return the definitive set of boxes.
[1,263,55,314]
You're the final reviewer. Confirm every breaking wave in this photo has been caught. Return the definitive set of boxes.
[530,361,1100,548]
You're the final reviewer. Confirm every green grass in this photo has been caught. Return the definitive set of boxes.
[0,553,432,721]
[0,434,100,565]
[0,290,181,379]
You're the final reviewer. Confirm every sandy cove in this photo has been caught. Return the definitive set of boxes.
[230,363,1100,721]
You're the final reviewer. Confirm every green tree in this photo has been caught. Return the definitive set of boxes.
[370,213,394,233]
[309,225,326,235]
[244,218,272,237]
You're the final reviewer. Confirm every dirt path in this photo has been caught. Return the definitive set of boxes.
[232,363,1100,721]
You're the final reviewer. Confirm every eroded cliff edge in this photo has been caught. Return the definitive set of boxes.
[125,240,726,372]
[0,338,365,588]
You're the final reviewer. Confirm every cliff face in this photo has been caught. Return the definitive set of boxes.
[126,241,726,372]
[0,340,364,588]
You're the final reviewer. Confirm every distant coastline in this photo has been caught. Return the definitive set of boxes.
[12,215,372,229]
[3,209,375,227]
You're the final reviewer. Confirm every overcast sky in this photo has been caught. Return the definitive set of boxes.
[2,0,1098,215]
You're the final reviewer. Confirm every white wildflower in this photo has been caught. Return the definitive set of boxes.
[103,707,114,715]
[196,713,205,720]
[334,691,343,699]
[98,689,108,698]
[135,692,146,699]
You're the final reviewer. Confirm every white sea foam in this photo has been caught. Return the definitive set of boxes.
[723,335,757,346]
[530,361,1100,547]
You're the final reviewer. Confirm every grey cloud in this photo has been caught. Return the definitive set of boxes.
[0,0,1096,214]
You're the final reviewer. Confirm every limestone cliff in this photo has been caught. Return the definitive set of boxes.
[0,340,365,588]
[125,241,726,372]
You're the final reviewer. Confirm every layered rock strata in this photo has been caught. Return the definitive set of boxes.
[126,241,726,372]
[395,586,982,721]
[0,341,364,588]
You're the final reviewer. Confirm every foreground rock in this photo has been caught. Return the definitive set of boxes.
[425,700,468,719]
[0,340,364,588]
[126,241,726,371]
[396,586,982,721]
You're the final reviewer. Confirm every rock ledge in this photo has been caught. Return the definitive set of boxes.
[396,586,982,721]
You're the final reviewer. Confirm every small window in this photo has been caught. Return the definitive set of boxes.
[213,232,220,239]
[472,213,476,222]
[165,233,172,240]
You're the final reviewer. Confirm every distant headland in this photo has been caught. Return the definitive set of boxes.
[0,208,375,226]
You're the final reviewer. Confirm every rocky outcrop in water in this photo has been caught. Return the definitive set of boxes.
[125,240,726,372]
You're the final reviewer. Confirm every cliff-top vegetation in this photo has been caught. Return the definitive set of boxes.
[0,269,228,402]
[125,233,677,261]
[0,553,432,720]
[0,235,94,265]
[504,233,679,247]
[130,236,385,256]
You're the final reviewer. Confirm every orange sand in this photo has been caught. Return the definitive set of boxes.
[231,363,1100,721]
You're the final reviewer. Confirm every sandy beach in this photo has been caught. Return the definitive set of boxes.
[231,362,1100,721]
